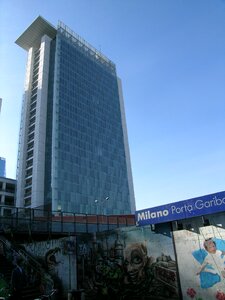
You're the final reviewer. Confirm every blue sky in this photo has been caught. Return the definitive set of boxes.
[0,0,225,210]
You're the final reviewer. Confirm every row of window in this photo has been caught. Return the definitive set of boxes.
[23,46,41,195]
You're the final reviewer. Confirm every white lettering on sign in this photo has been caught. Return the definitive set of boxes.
[195,196,225,210]
[171,204,193,214]
[137,209,169,222]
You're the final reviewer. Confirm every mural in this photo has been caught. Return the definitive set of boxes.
[174,225,225,300]
[77,225,179,299]
[0,237,77,299]
[4,218,225,300]
[23,237,77,298]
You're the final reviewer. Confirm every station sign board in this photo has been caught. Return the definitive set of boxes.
[135,191,225,226]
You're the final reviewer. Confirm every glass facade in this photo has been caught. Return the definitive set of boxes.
[49,27,131,214]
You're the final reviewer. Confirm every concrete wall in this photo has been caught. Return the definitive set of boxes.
[23,236,77,298]
[19,211,225,299]
[174,225,225,300]
[77,224,179,299]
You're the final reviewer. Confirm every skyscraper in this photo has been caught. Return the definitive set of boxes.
[16,16,135,215]
[0,99,6,177]
[0,157,6,177]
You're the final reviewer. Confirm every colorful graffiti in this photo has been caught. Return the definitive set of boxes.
[77,226,179,299]
[1,216,225,300]
[174,225,225,300]
[0,237,76,299]
[23,237,76,298]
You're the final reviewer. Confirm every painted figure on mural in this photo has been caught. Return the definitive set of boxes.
[86,253,124,299]
[45,247,61,274]
[10,257,27,300]
[122,242,155,298]
[79,236,178,300]
[123,242,154,285]
[44,247,63,299]
[82,237,125,299]
[195,238,225,288]
[122,243,178,299]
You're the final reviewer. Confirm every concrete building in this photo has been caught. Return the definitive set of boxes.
[0,177,16,216]
[15,16,135,214]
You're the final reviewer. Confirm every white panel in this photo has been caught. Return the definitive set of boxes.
[117,77,136,213]
[16,48,34,207]
[32,35,52,208]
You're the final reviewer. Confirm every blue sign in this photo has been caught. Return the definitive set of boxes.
[135,191,225,226]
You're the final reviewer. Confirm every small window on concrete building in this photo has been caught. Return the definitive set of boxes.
[3,208,12,217]
[4,196,14,206]
[6,183,15,193]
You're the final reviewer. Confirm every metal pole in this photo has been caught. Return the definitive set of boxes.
[69,253,71,290]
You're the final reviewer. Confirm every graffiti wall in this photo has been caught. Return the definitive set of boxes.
[23,237,77,297]
[174,225,225,300]
[77,225,179,299]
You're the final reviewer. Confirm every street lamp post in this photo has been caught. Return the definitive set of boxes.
[95,197,109,215]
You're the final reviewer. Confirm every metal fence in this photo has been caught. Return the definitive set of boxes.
[0,206,135,235]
